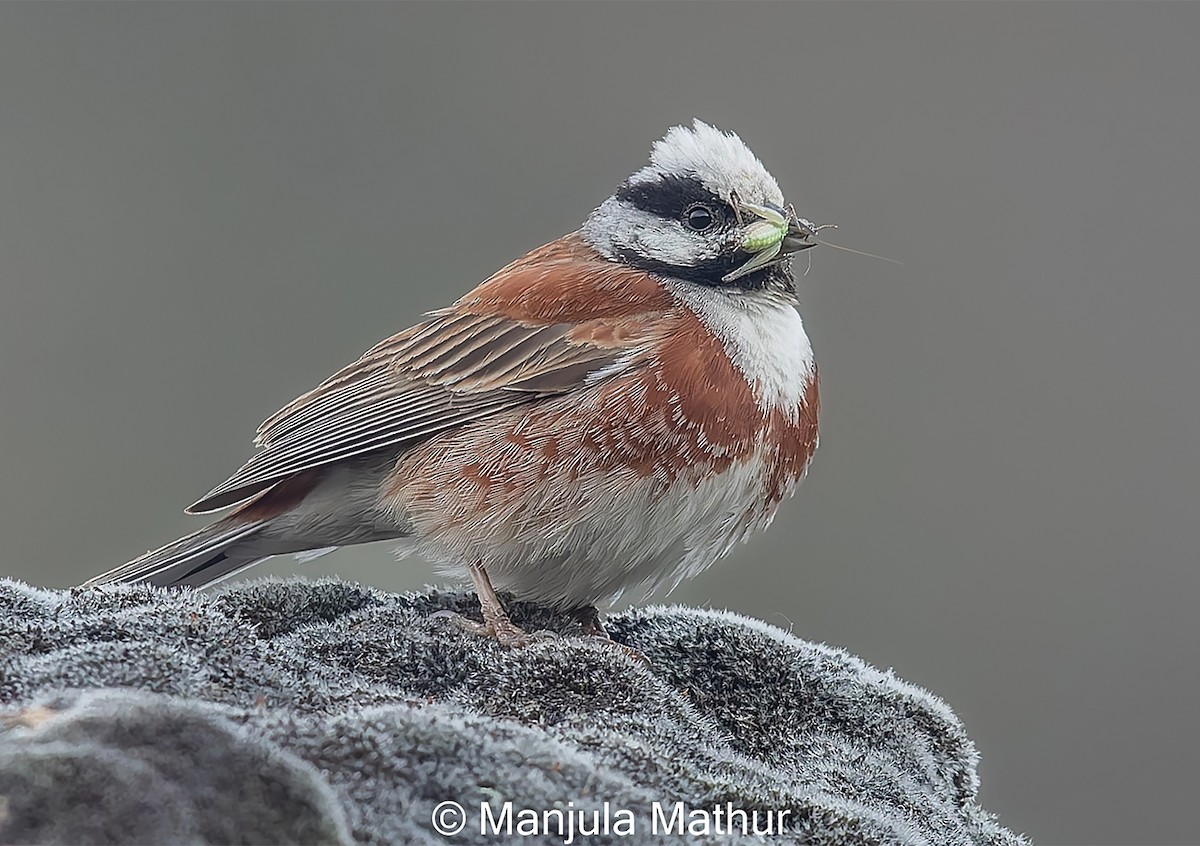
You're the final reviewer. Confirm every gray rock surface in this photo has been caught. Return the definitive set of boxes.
[0,577,1027,845]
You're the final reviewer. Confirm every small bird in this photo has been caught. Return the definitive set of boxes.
[85,121,821,646]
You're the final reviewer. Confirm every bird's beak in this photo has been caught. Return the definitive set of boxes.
[722,201,817,283]
[781,213,819,255]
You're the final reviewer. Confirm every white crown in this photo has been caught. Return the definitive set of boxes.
[630,120,784,207]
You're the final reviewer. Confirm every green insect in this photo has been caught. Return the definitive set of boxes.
[735,200,789,254]
[739,218,788,254]
[722,200,816,283]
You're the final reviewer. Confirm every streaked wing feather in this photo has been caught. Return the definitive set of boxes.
[188,310,650,513]
[509,358,618,393]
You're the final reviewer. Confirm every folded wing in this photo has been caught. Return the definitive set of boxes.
[188,309,658,513]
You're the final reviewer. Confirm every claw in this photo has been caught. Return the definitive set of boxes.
[431,607,536,648]
[569,606,651,666]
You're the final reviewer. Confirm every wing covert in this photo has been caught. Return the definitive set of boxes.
[187,310,659,513]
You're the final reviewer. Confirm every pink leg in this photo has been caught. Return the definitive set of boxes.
[465,562,531,648]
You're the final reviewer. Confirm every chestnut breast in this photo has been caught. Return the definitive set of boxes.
[389,290,818,550]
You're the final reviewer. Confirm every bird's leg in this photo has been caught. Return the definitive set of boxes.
[465,562,531,648]
[436,571,645,660]
[434,563,531,647]
[568,604,650,665]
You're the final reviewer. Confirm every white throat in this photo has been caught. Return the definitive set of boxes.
[665,281,815,417]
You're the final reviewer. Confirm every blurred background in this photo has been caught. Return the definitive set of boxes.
[2,4,1196,843]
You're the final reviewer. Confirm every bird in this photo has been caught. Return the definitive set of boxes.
[84,120,822,646]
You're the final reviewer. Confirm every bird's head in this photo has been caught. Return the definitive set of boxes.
[582,120,817,292]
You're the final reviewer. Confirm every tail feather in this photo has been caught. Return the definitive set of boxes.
[84,465,402,590]
[83,520,267,589]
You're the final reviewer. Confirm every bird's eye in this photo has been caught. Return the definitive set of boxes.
[684,204,716,232]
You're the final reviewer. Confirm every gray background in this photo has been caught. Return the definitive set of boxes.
[0,4,1195,843]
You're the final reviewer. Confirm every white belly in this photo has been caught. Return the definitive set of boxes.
[479,446,784,608]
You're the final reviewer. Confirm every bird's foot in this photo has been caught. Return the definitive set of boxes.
[432,562,560,649]
[569,605,650,666]
[569,604,610,638]
[430,608,546,649]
